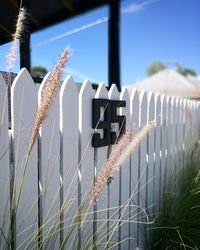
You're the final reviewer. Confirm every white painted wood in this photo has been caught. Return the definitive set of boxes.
[0,74,10,249]
[145,92,155,249]
[182,99,187,168]
[79,80,95,248]
[187,100,194,152]
[170,98,176,188]
[11,68,38,248]
[184,100,190,155]
[192,100,197,145]
[130,89,139,249]
[138,91,148,206]
[59,76,79,249]
[193,101,199,142]
[107,84,120,249]
[154,95,161,212]
[120,88,130,250]
[38,73,60,248]
[146,92,155,216]
[198,102,200,124]
[175,98,180,178]
[166,97,172,181]
[178,99,184,171]
[190,101,195,143]
[160,96,167,197]
[94,83,109,249]
[138,90,148,249]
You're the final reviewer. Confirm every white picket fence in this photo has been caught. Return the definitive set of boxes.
[0,68,200,250]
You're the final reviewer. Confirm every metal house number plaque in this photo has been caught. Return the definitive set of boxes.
[92,98,126,148]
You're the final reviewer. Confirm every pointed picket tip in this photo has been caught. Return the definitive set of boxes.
[60,75,78,99]
[183,98,187,108]
[120,87,129,100]
[11,68,34,91]
[130,88,139,102]
[179,98,183,107]
[154,94,161,125]
[139,90,147,104]
[79,79,94,96]
[161,96,167,112]
[166,96,171,104]
[174,98,180,123]
[170,96,176,106]
[38,72,51,100]
[166,98,172,123]
[147,92,155,121]
[175,96,181,106]
[147,91,155,104]
[160,94,166,103]
[155,93,161,106]
[161,95,167,104]
[95,82,108,98]
[108,84,119,99]
[63,74,75,85]
[160,96,167,125]
[120,88,130,125]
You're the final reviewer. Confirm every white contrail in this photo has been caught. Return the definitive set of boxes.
[33,0,158,49]
[33,16,108,48]
[64,67,99,83]
[122,0,158,14]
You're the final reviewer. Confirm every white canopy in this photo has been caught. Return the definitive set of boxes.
[127,69,200,98]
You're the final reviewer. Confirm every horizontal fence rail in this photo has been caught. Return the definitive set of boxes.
[0,68,200,249]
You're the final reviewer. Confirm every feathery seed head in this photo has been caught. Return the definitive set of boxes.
[89,121,154,202]
[89,128,132,202]
[116,121,155,167]
[28,48,70,153]
[13,7,29,40]
[6,7,29,70]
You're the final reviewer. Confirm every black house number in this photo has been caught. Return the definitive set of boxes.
[92,99,126,148]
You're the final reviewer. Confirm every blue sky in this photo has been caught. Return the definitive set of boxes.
[0,0,200,86]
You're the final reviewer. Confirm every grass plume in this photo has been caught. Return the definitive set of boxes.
[28,48,69,153]
[6,7,29,71]
[89,121,154,202]
[116,120,155,167]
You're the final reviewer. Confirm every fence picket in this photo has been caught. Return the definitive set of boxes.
[107,84,120,249]
[160,96,167,195]
[147,92,155,216]
[59,76,79,249]
[154,95,161,212]
[182,99,187,168]
[79,80,95,248]
[11,68,38,248]
[38,74,60,248]
[175,98,180,180]
[170,98,176,188]
[130,89,139,249]
[179,99,184,172]
[94,83,109,249]
[166,97,172,181]
[120,88,130,250]
[138,90,148,248]
[0,74,10,249]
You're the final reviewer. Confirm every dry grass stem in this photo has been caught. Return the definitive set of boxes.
[116,120,155,167]
[6,7,29,70]
[89,121,154,202]
[89,128,132,202]
[28,48,69,153]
